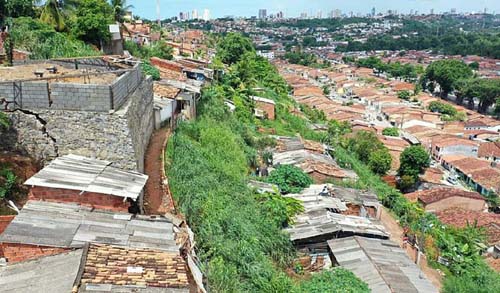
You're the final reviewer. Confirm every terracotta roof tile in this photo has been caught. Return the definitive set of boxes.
[407,187,485,205]
[478,142,500,158]
[81,244,189,289]
[435,209,500,245]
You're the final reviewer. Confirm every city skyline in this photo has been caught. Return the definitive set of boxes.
[128,0,500,20]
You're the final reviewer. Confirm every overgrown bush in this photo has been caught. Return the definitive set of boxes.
[140,61,160,80]
[10,17,100,59]
[382,127,399,137]
[294,268,370,293]
[267,165,313,194]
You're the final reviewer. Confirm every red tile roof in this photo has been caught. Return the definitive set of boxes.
[407,188,485,205]
[451,157,492,175]
[435,209,500,245]
[478,142,500,158]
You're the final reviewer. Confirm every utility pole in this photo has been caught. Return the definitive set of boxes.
[156,0,161,27]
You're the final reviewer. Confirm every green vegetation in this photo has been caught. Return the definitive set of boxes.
[382,127,399,137]
[428,101,466,121]
[267,165,313,194]
[299,104,326,123]
[356,56,422,82]
[70,0,113,47]
[346,131,392,176]
[9,17,100,59]
[283,50,330,68]
[397,90,412,100]
[457,78,500,114]
[0,168,16,200]
[398,145,430,180]
[0,112,9,129]
[217,33,254,65]
[295,268,370,293]
[339,27,500,59]
[167,33,368,292]
[125,40,173,60]
[421,59,473,98]
[140,61,160,80]
[332,146,499,292]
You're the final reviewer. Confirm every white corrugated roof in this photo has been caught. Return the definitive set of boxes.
[24,154,148,200]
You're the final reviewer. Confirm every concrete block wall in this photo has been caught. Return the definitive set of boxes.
[50,83,111,111]
[20,82,50,108]
[111,64,142,110]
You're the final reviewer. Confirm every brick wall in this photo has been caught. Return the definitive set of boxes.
[309,171,345,184]
[150,57,183,72]
[0,243,69,263]
[0,215,15,234]
[424,196,485,213]
[255,101,275,120]
[29,186,130,213]
[0,216,15,257]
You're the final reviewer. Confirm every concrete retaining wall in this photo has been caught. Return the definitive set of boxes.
[2,75,154,172]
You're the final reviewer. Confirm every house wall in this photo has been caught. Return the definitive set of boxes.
[433,145,478,161]
[0,243,70,263]
[423,196,485,213]
[255,101,275,120]
[309,171,344,184]
[0,215,15,235]
[29,186,130,213]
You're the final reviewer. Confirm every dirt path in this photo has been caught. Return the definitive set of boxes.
[380,208,444,290]
[143,128,175,215]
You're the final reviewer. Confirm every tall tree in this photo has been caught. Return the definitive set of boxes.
[398,145,430,179]
[421,59,473,98]
[71,0,113,48]
[110,0,133,42]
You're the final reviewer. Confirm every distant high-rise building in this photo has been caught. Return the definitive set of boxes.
[317,10,323,19]
[484,8,487,14]
[258,9,267,19]
[430,8,434,15]
[202,9,210,21]
[451,8,457,14]
[300,12,308,19]
[276,11,284,19]
[371,7,376,17]
[334,9,341,18]
[179,12,185,20]
[192,9,198,19]
[410,9,414,15]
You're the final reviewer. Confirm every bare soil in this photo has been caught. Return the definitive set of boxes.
[143,128,175,215]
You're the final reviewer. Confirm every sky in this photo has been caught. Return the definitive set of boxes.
[128,0,500,20]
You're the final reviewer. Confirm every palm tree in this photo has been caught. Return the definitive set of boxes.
[110,0,133,43]
[111,0,133,23]
[38,0,79,32]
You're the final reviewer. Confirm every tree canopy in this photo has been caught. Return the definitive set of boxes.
[421,59,473,98]
[398,145,430,179]
[217,33,254,65]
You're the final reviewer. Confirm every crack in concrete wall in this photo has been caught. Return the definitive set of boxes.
[10,108,60,157]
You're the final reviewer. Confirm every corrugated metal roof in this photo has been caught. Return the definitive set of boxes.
[0,250,83,293]
[24,154,148,200]
[285,185,388,241]
[0,201,178,252]
[328,237,439,293]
